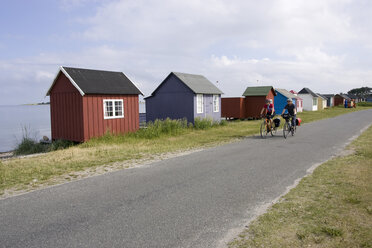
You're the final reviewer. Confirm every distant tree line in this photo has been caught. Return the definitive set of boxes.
[347,86,372,99]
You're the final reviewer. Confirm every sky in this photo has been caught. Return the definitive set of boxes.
[0,0,371,105]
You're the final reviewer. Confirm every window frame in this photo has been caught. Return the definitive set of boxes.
[213,94,219,112]
[103,99,124,119]
[196,94,204,114]
[313,98,317,106]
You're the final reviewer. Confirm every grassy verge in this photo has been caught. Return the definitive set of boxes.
[229,125,372,248]
[0,106,371,195]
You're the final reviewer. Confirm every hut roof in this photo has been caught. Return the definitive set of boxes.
[316,93,328,100]
[276,88,298,99]
[242,86,276,96]
[298,87,318,97]
[47,66,143,96]
[172,72,223,94]
[147,72,223,98]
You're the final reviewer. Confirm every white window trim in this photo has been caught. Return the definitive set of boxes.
[213,95,219,112]
[196,94,204,114]
[103,99,124,119]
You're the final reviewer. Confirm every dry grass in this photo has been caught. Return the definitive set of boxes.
[229,125,372,248]
[0,106,371,196]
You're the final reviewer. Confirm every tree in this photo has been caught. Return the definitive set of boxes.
[348,87,372,99]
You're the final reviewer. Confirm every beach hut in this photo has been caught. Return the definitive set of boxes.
[334,94,351,106]
[221,97,246,119]
[290,90,303,112]
[242,86,276,118]
[322,94,335,107]
[274,88,299,114]
[145,72,223,123]
[316,93,327,110]
[298,88,318,111]
[46,66,143,142]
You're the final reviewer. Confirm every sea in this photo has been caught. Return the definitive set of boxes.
[0,105,51,152]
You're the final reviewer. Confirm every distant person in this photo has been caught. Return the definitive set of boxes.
[260,99,275,129]
[344,99,348,108]
[281,98,297,128]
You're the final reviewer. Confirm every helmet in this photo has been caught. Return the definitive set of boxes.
[287,98,292,102]
[269,99,273,103]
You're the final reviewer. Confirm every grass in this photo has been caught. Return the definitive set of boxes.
[357,101,372,107]
[0,105,371,196]
[229,125,372,248]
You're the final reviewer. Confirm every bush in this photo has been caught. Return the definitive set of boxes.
[194,117,214,130]
[14,138,48,155]
[219,119,228,126]
[50,139,75,151]
[134,118,188,139]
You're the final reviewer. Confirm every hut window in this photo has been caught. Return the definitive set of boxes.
[312,98,317,106]
[213,95,219,112]
[197,94,204,113]
[103,99,124,119]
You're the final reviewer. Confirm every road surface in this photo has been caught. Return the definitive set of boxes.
[1,109,371,248]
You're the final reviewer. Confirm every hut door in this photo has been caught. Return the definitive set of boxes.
[205,95,211,117]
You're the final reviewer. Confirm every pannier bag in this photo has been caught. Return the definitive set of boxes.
[296,118,302,126]
[273,118,281,127]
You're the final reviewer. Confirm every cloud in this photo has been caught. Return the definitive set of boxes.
[1,0,371,105]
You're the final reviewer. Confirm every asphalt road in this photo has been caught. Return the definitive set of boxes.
[1,109,372,248]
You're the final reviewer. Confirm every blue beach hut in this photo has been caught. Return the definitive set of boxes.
[145,72,223,123]
[274,88,298,114]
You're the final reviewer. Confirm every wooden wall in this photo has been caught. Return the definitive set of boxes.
[221,97,245,119]
[82,95,139,141]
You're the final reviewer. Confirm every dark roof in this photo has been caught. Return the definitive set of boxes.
[322,94,335,98]
[47,66,143,96]
[335,94,351,100]
[298,88,318,97]
[146,72,223,98]
[242,86,276,96]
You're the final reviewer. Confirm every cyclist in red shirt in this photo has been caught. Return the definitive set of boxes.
[260,99,275,130]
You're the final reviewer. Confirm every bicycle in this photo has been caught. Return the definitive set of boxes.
[260,114,276,138]
[282,113,296,139]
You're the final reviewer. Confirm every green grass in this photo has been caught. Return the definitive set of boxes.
[229,125,372,248]
[357,101,372,107]
[0,105,371,196]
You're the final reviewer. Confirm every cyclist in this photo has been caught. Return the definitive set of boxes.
[260,99,275,130]
[281,98,297,128]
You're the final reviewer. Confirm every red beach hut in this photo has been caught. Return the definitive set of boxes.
[46,66,143,142]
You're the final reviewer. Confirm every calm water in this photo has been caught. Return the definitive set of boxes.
[0,105,51,152]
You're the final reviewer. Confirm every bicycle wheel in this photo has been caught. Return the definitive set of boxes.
[270,122,275,136]
[260,121,267,138]
[291,125,295,136]
[283,122,289,139]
